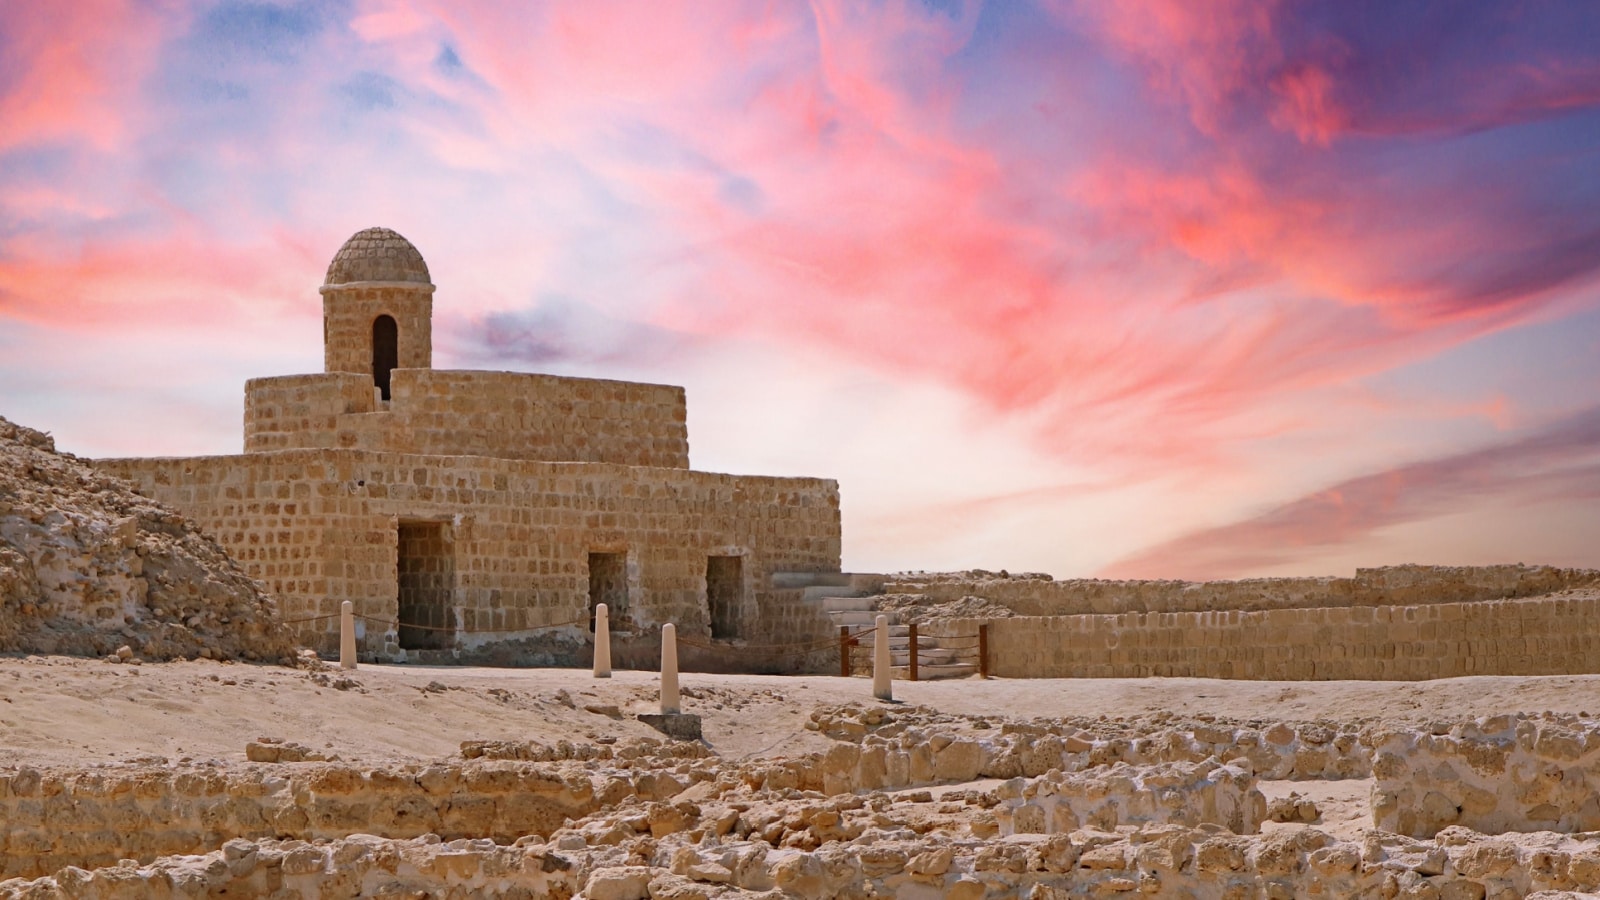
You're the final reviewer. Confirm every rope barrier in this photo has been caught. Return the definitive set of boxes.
[677,634,840,656]
[279,613,340,626]
[282,608,979,659]
[280,611,590,634]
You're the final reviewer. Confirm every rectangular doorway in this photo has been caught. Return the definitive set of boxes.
[398,521,454,650]
[706,555,743,639]
[588,551,628,630]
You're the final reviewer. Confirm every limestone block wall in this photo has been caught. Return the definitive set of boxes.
[244,369,690,468]
[14,825,1600,900]
[1372,714,1600,838]
[321,284,432,375]
[927,591,1600,680]
[894,564,1598,617]
[0,760,690,881]
[798,710,1369,787]
[989,760,1264,836]
[243,372,376,451]
[96,449,841,662]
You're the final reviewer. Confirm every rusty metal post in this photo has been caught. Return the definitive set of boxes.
[840,626,851,678]
[978,623,989,679]
[908,622,918,682]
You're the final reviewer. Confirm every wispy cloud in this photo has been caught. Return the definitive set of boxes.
[1,1,1598,575]
[1103,406,1600,580]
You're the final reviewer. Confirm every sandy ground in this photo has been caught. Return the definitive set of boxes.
[5,655,1600,771]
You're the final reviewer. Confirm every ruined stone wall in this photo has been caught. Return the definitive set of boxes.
[894,564,1599,616]
[928,590,1600,680]
[1372,714,1600,838]
[95,449,841,662]
[244,369,690,468]
[14,823,1600,900]
[0,759,691,881]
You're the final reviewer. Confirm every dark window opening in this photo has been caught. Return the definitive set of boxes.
[589,551,628,631]
[373,314,398,401]
[707,555,743,639]
[398,521,453,650]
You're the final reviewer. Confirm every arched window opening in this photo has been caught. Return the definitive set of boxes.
[372,315,398,400]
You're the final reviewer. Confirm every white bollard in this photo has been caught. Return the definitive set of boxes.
[660,623,680,715]
[872,614,892,701]
[593,603,612,678]
[340,600,357,670]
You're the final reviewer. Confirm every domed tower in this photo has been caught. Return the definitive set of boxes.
[320,227,434,401]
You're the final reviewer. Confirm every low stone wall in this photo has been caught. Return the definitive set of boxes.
[890,564,1599,616]
[801,705,1371,784]
[12,823,1600,899]
[989,760,1263,836]
[0,759,695,881]
[929,590,1600,680]
[1373,714,1600,838]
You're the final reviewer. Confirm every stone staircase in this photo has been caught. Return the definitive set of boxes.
[808,586,978,681]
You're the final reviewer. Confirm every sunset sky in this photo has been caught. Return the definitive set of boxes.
[2,1,1598,580]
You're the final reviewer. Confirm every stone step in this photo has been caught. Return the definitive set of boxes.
[886,636,938,650]
[820,596,877,612]
[803,585,866,603]
[889,662,978,680]
[841,622,908,636]
[830,610,899,627]
[890,648,960,666]
[772,571,855,589]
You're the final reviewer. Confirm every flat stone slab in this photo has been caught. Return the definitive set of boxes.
[637,713,703,741]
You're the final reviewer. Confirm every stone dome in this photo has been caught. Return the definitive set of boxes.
[323,227,432,285]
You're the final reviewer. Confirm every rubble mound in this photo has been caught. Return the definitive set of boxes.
[0,415,296,662]
[876,592,1016,622]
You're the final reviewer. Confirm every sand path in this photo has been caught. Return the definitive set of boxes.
[3,655,1599,769]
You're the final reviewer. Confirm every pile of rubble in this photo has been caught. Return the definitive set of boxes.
[0,415,295,663]
[11,701,1600,898]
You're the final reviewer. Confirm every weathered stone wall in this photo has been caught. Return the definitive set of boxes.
[244,369,690,468]
[1373,714,1600,838]
[928,590,1600,680]
[95,449,841,663]
[321,283,433,376]
[893,564,1599,616]
[797,705,1370,786]
[0,758,695,881]
[14,810,1600,899]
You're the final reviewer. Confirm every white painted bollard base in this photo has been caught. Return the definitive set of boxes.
[872,614,892,701]
[593,603,612,678]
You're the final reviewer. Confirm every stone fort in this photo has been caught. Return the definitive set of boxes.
[99,227,845,665]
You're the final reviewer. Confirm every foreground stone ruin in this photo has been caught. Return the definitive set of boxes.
[9,696,1600,899]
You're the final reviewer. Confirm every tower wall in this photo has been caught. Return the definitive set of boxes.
[322,284,434,377]
[244,369,690,467]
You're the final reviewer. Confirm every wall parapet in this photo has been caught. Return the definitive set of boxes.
[925,590,1600,681]
[892,564,1600,617]
[244,369,690,468]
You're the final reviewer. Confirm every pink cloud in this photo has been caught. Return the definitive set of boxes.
[1101,406,1600,579]
[0,2,176,153]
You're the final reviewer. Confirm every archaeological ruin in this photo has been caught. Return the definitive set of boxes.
[96,228,844,667]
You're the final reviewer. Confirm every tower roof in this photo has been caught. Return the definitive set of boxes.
[324,227,432,286]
